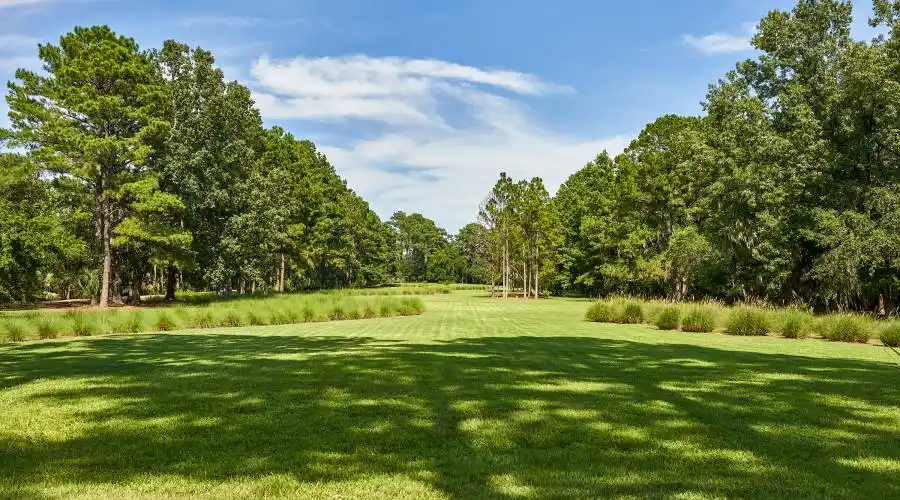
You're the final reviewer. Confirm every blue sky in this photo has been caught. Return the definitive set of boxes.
[0,0,881,230]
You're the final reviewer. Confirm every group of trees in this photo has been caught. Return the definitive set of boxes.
[548,0,900,312]
[0,27,395,305]
[478,174,555,298]
[4,0,899,314]
[388,211,491,285]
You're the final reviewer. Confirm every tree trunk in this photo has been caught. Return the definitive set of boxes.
[279,254,286,293]
[98,182,112,308]
[534,244,539,299]
[165,265,177,301]
[502,235,508,299]
[523,259,528,299]
[128,275,142,305]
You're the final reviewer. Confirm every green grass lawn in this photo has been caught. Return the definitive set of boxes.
[1,292,898,499]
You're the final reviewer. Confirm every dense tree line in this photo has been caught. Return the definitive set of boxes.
[545,0,900,312]
[0,27,395,305]
[5,0,900,314]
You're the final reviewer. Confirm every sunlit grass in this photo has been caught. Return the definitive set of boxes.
[0,292,898,498]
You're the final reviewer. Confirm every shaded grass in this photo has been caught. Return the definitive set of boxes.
[0,293,897,498]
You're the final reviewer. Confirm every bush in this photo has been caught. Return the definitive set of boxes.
[654,307,680,330]
[346,307,362,320]
[70,313,97,337]
[821,315,871,343]
[727,308,771,336]
[221,310,244,328]
[246,309,267,326]
[379,301,396,318]
[114,312,143,334]
[778,310,809,339]
[3,320,25,342]
[879,323,900,347]
[619,302,644,324]
[363,304,377,319]
[302,303,316,322]
[36,318,60,339]
[329,304,346,321]
[155,312,176,332]
[585,303,613,323]
[192,310,215,329]
[682,308,716,333]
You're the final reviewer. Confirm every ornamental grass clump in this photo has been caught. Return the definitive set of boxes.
[654,307,680,331]
[727,308,771,336]
[682,307,717,333]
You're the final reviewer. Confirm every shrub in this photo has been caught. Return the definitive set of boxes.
[221,310,245,328]
[619,302,644,324]
[821,315,871,343]
[654,307,680,330]
[880,323,900,347]
[727,308,771,336]
[363,304,377,319]
[114,312,143,334]
[70,313,97,337]
[778,310,809,339]
[246,309,267,326]
[585,303,613,323]
[3,320,25,342]
[379,301,396,318]
[36,318,60,339]
[155,312,176,332]
[682,308,716,333]
[302,303,316,322]
[192,309,215,329]
[346,307,362,320]
[329,304,346,321]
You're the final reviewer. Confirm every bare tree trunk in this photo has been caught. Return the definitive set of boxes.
[98,177,111,308]
[523,259,528,299]
[165,265,177,301]
[534,243,539,299]
[503,237,509,299]
[128,275,142,305]
[279,254,286,293]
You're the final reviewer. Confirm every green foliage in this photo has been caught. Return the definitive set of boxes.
[777,310,810,339]
[727,308,772,336]
[880,323,900,348]
[36,317,60,339]
[682,308,717,333]
[654,307,681,331]
[820,316,872,344]
[585,303,613,323]
[155,312,176,332]
[619,302,644,324]
[2,320,25,342]
[69,313,98,337]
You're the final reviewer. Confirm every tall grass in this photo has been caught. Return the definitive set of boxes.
[0,293,425,343]
[585,296,886,344]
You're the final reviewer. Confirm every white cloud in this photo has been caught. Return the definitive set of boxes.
[0,0,41,7]
[682,24,755,55]
[247,54,626,230]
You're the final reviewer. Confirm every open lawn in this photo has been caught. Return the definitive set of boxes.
[1,292,898,499]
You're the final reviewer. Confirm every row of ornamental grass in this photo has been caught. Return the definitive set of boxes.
[0,294,425,343]
[585,297,900,347]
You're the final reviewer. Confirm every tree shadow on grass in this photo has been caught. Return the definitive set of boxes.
[0,334,898,499]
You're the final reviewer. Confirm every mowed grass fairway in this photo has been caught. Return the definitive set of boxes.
[1,292,898,499]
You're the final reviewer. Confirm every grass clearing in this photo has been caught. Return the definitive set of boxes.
[0,292,898,498]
